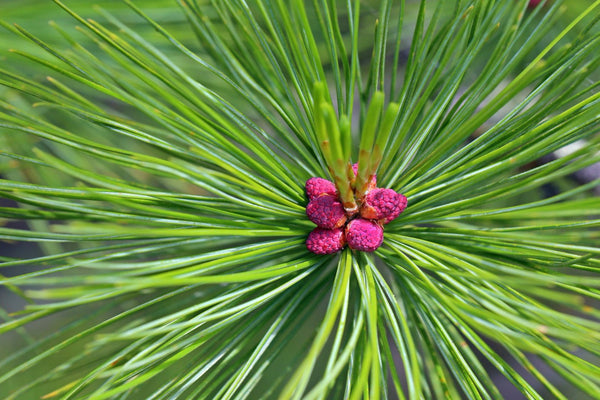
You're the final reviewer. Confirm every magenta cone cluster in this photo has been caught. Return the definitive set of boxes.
[305,164,407,254]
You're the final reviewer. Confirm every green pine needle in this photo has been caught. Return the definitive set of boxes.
[1,0,599,399]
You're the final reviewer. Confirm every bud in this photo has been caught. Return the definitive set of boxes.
[360,189,407,223]
[345,218,384,252]
[306,194,347,229]
[305,177,337,201]
[306,227,346,254]
[383,193,407,223]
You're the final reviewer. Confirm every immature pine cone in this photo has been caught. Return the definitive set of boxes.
[306,194,347,229]
[345,218,384,252]
[305,177,337,201]
[383,193,407,223]
[306,227,346,254]
[360,188,407,223]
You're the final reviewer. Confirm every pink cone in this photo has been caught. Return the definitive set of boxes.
[306,227,346,255]
[345,218,384,252]
[305,177,337,201]
[360,189,407,223]
[383,194,407,223]
[306,194,347,229]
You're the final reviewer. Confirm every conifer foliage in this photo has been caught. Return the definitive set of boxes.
[1,0,599,399]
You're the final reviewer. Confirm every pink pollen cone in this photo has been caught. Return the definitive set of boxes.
[360,188,407,223]
[306,194,347,229]
[346,218,384,252]
[306,227,346,255]
[383,193,407,223]
[305,177,337,201]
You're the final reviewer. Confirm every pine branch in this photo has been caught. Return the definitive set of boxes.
[1,0,599,399]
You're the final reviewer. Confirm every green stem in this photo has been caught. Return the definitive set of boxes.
[313,81,357,213]
[356,91,384,201]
